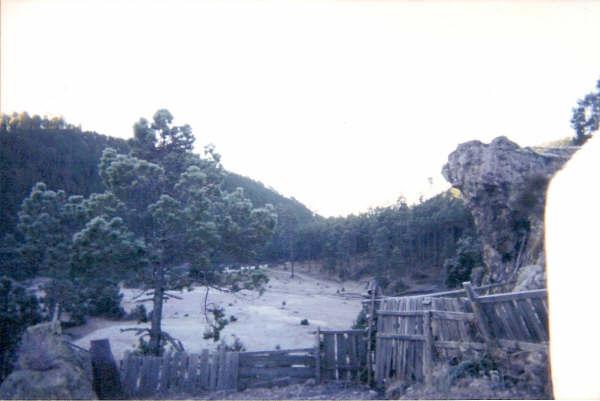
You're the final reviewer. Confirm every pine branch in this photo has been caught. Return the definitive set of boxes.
[131,289,152,300]
[162,331,185,352]
[134,298,155,303]
[120,327,150,337]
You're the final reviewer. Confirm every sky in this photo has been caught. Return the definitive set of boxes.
[3,0,600,217]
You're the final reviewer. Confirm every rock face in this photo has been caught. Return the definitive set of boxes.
[0,322,97,399]
[442,136,577,286]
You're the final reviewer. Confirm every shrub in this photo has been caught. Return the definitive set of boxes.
[352,308,368,330]
[300,318,309,325]
[43,278,125,326]
[82,281,125,319]
[218,336,246,352]
[128,304,148,323]
[202,306,229,342]
[0,276,42,380]
[445,236,483,288]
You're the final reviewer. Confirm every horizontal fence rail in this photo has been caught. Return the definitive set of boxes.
[238,348,316,389]
[362,281,517,305]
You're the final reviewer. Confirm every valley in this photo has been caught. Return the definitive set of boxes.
[68,265,368,361]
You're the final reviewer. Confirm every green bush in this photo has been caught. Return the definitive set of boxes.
[43,278,124,326]
[129,304,148,323]
[444,236,483,288]
[0,276,42,380]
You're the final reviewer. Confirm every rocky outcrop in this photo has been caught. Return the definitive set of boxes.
[442,136,577,286]
[0,322,97,399]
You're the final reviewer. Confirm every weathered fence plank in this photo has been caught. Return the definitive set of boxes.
[530,298,549,337]
[184,353,199,394]
[239,366,314,378]
[315,327,321,384]
[323,333,336,380]
[231,352,239,390]
[137,356,154,397]
[198,349,209,389]
[239,354,315,367]
[336,333,348,380]
[463,282,493,344]
[377,333,425,341]
[423,311,433,387]
[121,352,140,397]
[90,339,124,400]
[347,333,358,380]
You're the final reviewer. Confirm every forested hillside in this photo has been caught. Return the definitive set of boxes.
[0,114,316,240]
[1,111,479,293]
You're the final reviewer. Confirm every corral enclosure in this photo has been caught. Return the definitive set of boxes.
[96,281,550,399]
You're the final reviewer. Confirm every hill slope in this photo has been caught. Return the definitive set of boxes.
[0,128,317,239]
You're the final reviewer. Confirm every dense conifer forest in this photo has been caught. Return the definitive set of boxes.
[1,112,479,290]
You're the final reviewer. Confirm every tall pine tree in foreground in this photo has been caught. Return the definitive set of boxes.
[12,109,276,356]
[101,109,276,355]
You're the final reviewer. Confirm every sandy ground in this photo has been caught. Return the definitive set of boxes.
[70,265,369,361]
[187,382,381,400]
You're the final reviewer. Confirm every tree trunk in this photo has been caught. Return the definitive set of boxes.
[290,243,295,278]
[149,264,165,356]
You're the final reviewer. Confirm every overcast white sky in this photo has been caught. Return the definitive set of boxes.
[3,0,600,217]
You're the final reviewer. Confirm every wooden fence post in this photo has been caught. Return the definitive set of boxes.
[315,327,321,384]
[366,283,377,386]
[90,338,124,399]
[423,311,434,387]
[463,282,493,344]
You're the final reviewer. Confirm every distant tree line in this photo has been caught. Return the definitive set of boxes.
[1,111,81,132]
[264,191,481,292]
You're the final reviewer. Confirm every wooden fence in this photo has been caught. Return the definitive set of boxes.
[373,282,550,387]
[120,348,239,398]
[318,329,368,382]
[464,283,549,348]
[114,281,549,397]
[120,346,321,397]
[374,295,478,385]
[238,348,316,389]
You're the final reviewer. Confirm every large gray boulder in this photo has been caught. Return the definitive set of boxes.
[0,322,97,399]
[442,136,577,286]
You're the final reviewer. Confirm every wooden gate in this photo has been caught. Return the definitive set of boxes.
[238,348,316,389]
[318,329,368,382]
[374,295,479,386]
